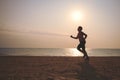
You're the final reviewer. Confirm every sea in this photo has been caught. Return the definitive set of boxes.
[0,48,120,57]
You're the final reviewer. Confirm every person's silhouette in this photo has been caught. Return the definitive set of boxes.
[71,26,89,60]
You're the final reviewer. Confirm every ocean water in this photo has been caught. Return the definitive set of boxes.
[0,48,120,56]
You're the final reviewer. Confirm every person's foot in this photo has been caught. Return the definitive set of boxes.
[84,56,89,61]
[83,55,86,58]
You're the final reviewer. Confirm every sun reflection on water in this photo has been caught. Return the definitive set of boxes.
[69,48,83,56]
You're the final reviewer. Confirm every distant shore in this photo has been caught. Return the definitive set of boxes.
[0,56,119,80]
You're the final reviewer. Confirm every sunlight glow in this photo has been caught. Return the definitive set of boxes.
[71,10,83,22]
[69,48,82,56]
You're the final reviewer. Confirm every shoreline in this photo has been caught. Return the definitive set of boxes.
[0,56,120,80]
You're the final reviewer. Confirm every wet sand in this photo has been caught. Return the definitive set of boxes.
[0,56,120,80]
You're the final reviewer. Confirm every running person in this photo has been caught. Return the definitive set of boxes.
[71,26,89,60]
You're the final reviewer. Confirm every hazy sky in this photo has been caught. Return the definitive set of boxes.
[0,0,120,48]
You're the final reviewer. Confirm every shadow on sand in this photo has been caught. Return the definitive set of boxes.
[77,61,111,80]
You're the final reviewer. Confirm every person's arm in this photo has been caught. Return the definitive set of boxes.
[70,34,79,39]
[83,32,87,39]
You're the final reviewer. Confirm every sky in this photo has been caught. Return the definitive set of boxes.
[0,0,120,48]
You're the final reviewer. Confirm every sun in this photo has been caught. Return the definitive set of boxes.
[71,10,83,21]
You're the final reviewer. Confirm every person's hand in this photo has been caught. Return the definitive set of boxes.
[70,35,73,38]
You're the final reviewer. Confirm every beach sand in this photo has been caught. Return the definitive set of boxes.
[0,56,120,80]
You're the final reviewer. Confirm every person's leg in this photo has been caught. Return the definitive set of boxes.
[80,41,89,60]
[82,46,89,60]
[77,42,89,60]
[77,44,83,53]
[77,43,87,58]
[82,46,88,57]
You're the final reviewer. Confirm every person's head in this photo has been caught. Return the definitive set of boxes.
[78,26,83,32]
